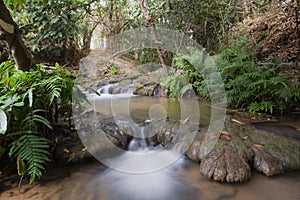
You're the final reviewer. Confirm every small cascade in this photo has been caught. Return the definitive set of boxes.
[120,83,134,94]
[96,120,197,200]
[98,83,117,94]
[128,138,148,151]
[97,82,134,95]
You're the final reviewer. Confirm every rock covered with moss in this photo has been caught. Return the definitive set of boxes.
[185,114,300,182]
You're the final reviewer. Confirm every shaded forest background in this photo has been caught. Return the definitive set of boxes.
[0,0,299,184]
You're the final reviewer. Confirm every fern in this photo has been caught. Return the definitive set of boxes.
[217,36,298,113]
[248,101,275,114]
[38,76,63,106]
[8,109,52,184]
[165,49,210,99]
[9,131,50,184]
[0,61,75,184]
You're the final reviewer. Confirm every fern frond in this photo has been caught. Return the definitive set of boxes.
[22,110,52,130]
[9,132,50,184]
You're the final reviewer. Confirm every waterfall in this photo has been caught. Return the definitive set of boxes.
[98,83,117,94]
[97,83,134,95]
[120,83,134,94]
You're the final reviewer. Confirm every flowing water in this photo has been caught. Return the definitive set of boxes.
[3,157,298,200]
[69,84,300,200]
[1,84,299,200]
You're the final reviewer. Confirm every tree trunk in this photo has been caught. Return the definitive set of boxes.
[151,25,169,77]
[140,0,169,77]
[0,1,32,70]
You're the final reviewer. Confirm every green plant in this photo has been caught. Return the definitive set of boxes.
[110,63,120,75]
[162,75,191,98]
[11,0,94,65]
[217,36,299,113]
[163,48,213,98]
[0,60,74,184]
[9,110,51,184]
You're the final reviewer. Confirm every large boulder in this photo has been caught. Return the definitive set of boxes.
[199,144,251,182]
[184,114,300,182]
[133,70,166,97]
[252,146,285,176]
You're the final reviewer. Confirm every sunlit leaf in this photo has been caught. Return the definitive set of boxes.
[0,109,7,135]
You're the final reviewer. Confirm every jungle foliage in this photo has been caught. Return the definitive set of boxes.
[0,0,298,185]
[218,37,300,113]
[165,36,299,113]
[7,0,95,67]
[0,60,74,184]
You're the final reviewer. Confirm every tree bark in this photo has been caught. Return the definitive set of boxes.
[0,0,32,70]
[151,25,169,77]
[140,0,169,77]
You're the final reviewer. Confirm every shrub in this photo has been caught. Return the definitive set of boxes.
[217,36,299,113]
[0,61,74,184]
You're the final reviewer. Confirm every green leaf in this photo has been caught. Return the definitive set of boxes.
[0,109,7,135]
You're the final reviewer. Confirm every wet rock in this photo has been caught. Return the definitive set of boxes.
[134,82,160,96]
[186,140,202,162]
[71,111,130,158]
[200,144,251,183]
[119,79,133,86]
[252,146,284,176]
[111,86,122,94]
[186,130,207,162]
[185,114,300,183]
[133,71,166,97]
[223,114,300,171]
[157,128,174,146]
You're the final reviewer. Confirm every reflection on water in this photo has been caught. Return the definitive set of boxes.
[89,95,212,126]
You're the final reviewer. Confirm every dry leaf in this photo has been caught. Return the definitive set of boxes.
[242,136,249,140]
[220,130,230,136]
[64,148,70,153]
[220,135,231,141]
[253,143,264,148]
[231,118,246,125]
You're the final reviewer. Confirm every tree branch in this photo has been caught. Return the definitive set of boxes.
[0,1,32,70]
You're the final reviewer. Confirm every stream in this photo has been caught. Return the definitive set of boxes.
[2,153,298,200]
[1,83,299,200]
[72,83,300,200]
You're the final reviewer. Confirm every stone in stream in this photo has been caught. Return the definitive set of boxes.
[252,146,285,176]
[54,111,130,164]
[133,71,167,97]
[184,114,300,182]
[199,144,251,182]
[57,109,300,183]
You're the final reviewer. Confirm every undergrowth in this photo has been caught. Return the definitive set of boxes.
[163,36,299,113]
[0,61,75,184]
[218,36,299,113]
